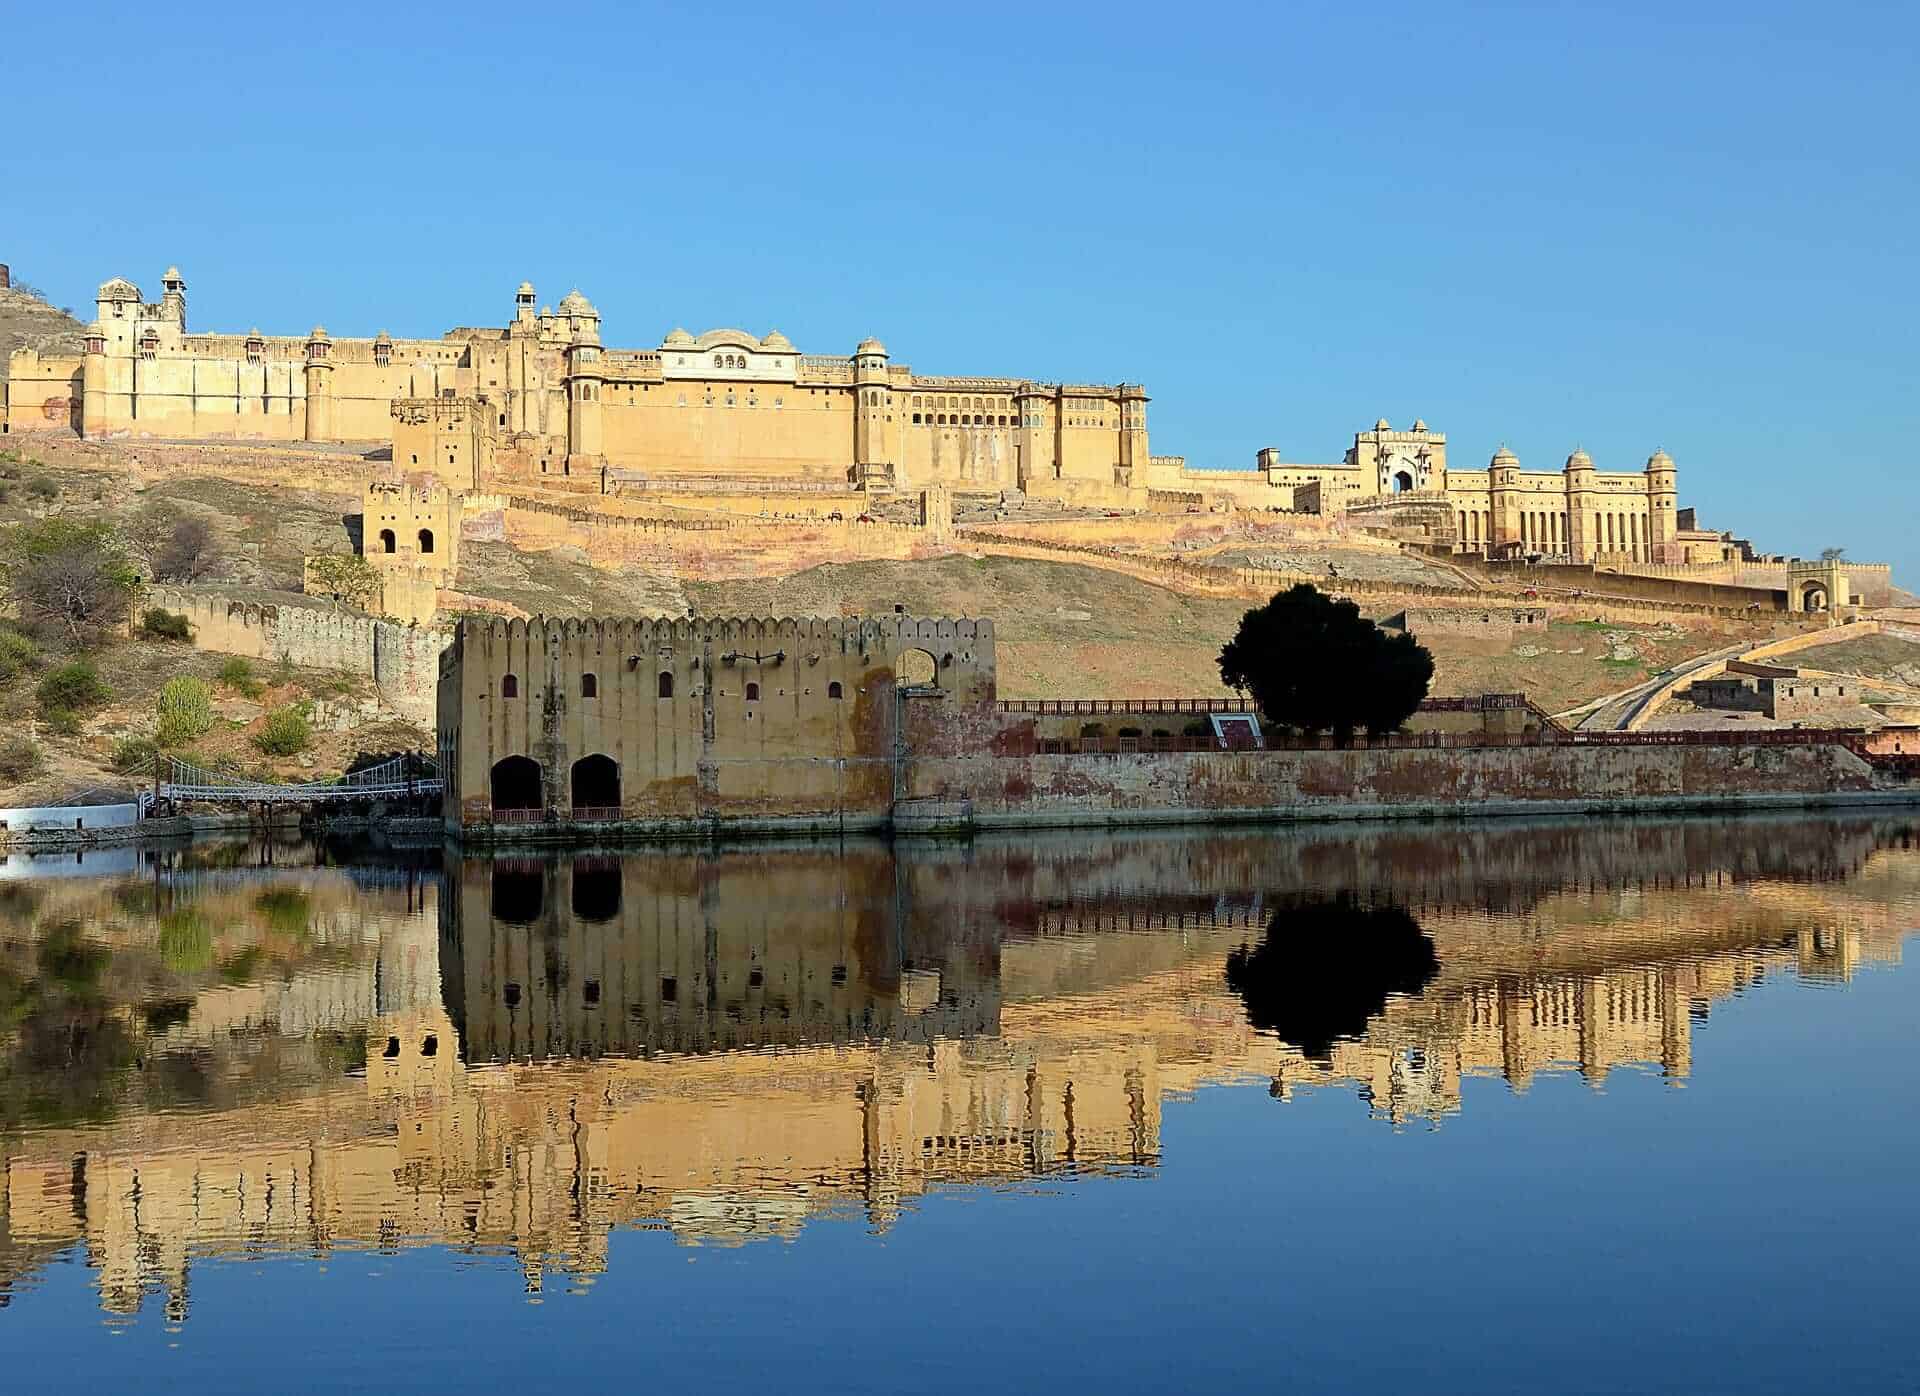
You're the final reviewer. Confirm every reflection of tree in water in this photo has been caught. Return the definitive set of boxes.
[0,920,137,1130]
[1224,894,1439,1061]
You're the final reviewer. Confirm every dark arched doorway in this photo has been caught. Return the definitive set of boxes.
[379,528,397,553]
[571,754,620,817]
[1392,470,1414,493]
[1800,582,1830,612]
[490,755,543,813]
[571,857,621,923]
[418,528,434,554]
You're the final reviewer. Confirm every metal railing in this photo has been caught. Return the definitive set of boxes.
[158,754,440,807]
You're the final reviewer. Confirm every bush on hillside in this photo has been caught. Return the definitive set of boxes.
[37,660,109,714]
[110,734,158,774]
[154,677,215,748]
[0,736,45,784]
[136,607,193,641]
[217,656,262,698]
[252,704,313,757]
[0,625,38,684]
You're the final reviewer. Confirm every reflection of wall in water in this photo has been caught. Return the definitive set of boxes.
[440,847,1002,1060]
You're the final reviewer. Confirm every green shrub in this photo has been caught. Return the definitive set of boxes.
[37,660,109,714]
[137,607,193,641]
[0,736,45,783]
[274,651,296,685]
[110,734,158,773]
[252,704,313,757]
[42,707,82,736]
[23,475,58,500]
[1182,719,1211,738]
[217,656,262,698]
[0,626,38,684]
[154,676,215,747]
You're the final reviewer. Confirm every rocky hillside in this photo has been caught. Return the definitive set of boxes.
[0,279,86,369]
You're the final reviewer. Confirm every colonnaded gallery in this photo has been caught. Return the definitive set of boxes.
[2,265,1727,563]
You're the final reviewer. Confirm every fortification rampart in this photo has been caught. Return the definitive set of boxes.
[957,530,1781,624]
[502,496,936,580]
[142,585,446,724]
[1618,559,1895,606]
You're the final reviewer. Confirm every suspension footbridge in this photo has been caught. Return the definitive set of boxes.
[148,753,441,815]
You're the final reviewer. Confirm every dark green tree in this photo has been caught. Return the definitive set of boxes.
[1217,584,1434,743]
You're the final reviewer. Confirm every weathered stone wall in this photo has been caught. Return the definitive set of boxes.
[143,585,445,723]
[440,614,996,835]
[905,739,1880,826]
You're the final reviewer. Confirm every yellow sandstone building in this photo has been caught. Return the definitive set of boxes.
[2,263,1741,560]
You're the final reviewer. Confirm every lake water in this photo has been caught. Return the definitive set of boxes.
[2,814,1918,1393]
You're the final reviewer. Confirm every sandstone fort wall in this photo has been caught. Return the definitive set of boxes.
[144,585,446,724]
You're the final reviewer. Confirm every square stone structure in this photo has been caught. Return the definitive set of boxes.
[1689,661,1853,719]
[438,613,995,837]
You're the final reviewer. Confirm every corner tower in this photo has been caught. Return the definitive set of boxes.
[561,290,604,470]
[1564,448,1597,562]
[304,327,333,442]
[1488,446,1521,553]
[1645,449,1677,561]
[853,337,890,490]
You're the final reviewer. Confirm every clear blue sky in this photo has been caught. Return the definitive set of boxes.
[5,1,1914,577]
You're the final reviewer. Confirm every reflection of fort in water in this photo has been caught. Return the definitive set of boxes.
[2,816,1916,1319]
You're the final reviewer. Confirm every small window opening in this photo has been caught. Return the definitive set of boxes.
[421,1034,438,1058]
[827,681,843,699]
[379,528,396,553]
[501,674,518,698]
[745,682,759,702]
[383,1036,400,1058]
[661,976,678,1003]
[581,672,598,698]
[657,671,674,698]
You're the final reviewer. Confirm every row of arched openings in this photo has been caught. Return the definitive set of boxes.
[377,528,434,553]
[489,754,620,815]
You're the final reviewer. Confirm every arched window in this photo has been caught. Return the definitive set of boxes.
[581,672,597,698]
[501,673,518,698]
[418,528,434,554]
[379,528,396,553]
[745,682,760,702]
[828,681,843,699]
[657,671,674,698]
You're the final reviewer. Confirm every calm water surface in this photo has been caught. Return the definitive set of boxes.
[2,815,1918,1393]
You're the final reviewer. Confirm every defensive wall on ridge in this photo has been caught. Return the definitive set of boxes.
[143,585,446,724]
[1615,558,1896,606]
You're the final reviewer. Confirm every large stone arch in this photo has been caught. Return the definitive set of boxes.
[490,755,542,812]
[895,647,937,687]
[570,753,620,815]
